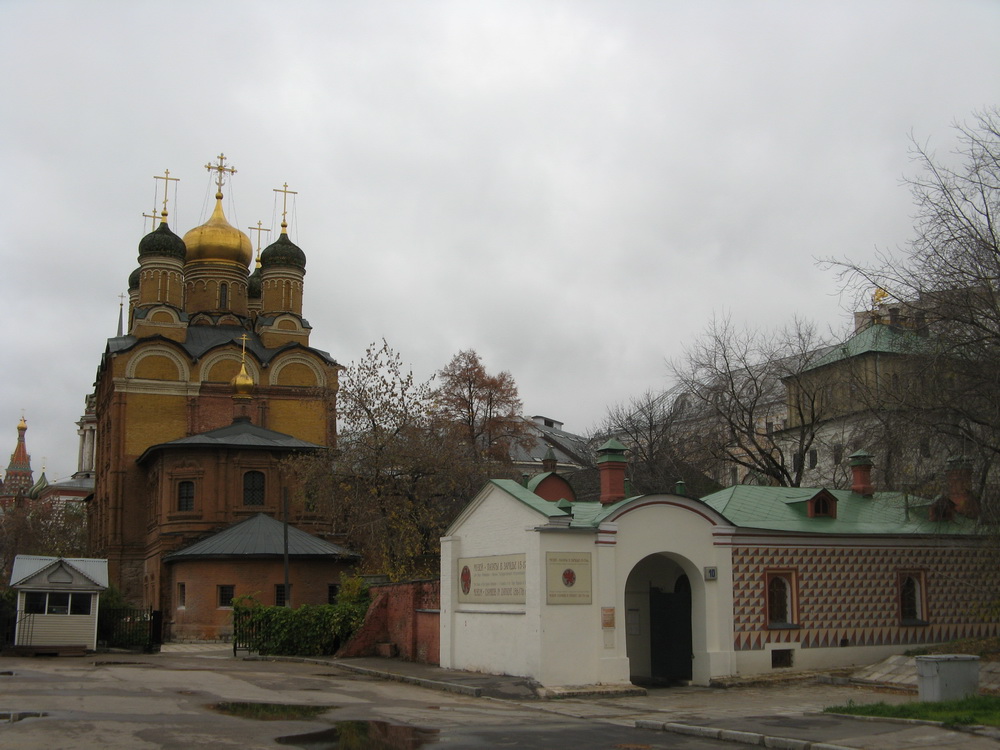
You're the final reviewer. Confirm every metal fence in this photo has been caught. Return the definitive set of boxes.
[97,607,162,651]
[232,607,260,656]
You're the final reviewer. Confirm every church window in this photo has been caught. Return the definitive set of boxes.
[808,449,818,469]
[177,583,186,609]
[327,584,340,605]
[219,282,229,309]
[809,493,836,518]
[899,572,927,625]
[243,471,265,506]
[177,481,195,512]
[218,585,235,608]
[766,571,798,628]
[275,584,291,607]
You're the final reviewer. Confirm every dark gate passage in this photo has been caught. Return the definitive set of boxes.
[649,575,692,683]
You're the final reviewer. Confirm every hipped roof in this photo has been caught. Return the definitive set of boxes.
[164,513,356,561]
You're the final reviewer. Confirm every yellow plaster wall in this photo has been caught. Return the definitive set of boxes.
[205,359,241,383]
[124,394,187,455]
[133,355,181,381]
[274,362,317,387]
[269,398,328,445]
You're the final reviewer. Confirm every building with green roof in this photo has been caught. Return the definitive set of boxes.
[441,447,997,689]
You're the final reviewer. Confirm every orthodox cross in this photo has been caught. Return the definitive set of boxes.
[205,153,237,192]
[248,220,271,252]
[153,168,180,220]
[273,182,297,228]
[239,333,249,365]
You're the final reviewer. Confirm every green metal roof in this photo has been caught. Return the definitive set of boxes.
[806,324,929,372]
[699,485,977,535]
[489,479,570,519]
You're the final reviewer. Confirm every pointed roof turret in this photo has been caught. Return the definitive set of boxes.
[1,417,34,501]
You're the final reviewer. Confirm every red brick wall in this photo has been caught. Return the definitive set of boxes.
[338,580,440,664]
[167,557,353,641]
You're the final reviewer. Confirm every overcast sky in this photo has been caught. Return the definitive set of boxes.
[2,0,998,482]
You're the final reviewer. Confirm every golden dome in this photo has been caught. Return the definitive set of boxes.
[183,192,253,267]
[231,362,254,399]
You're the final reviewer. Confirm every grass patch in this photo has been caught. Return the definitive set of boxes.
[208,702,334,721]
[826,695,1000,727]
[905,637,1000,661]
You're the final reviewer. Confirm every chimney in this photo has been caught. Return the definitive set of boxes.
[848,450,874,496]
[947,456,977,518]
[597,438,628,505]
[541,447,557,473]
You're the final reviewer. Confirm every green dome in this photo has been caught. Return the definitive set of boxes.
[248,266,262,298]
[260,232,306,270]
[138,221,186,261]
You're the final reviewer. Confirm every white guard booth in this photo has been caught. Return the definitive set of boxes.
[10,556,109,652]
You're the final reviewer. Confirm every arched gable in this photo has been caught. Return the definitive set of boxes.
[198,350,261,384]
[269,354,326,387]
[126,346,190,381]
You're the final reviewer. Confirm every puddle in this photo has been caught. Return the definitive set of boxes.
[0,671,14,676]
[93,661,147,667]
[208,702,336,721]
[2,711,47,723]
[275,720,438,749]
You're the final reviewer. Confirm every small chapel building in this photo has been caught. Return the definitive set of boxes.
[441,441,999,688]
[86,156,352,639]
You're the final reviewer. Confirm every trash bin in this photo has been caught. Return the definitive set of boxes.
[915,655,979,701]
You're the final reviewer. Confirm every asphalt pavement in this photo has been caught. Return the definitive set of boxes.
[331,652,1000,750]
[4,643,1000,749]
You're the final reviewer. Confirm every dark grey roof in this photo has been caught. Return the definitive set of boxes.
[164,513,356,561]
[137,417,324,464]
[511,419,592,468]
[106,325,334,365]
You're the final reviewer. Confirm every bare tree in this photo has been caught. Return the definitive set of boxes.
[828,108,1000,503]
[600,388,719,495]
[668,315,833,487]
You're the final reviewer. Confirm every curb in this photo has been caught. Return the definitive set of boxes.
[635,719,855,750]
[332,661,483,697]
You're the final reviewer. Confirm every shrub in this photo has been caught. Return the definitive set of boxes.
[233,592,369,656]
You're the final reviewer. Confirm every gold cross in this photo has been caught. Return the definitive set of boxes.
[154,168,180,219]
[273,182,298,228]
[239,333,249,364]
[248,220,271,251]
[205,153,237,192]
[118,293,126,306]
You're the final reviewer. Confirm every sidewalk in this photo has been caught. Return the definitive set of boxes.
[330,655,1000,750]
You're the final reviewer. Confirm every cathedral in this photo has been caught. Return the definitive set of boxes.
[88,156,354,639]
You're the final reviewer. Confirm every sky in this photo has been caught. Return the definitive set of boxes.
[2,0,999,483]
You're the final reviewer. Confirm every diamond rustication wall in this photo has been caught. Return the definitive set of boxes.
[731,544,1000,651]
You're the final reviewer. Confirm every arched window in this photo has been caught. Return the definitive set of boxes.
[219,282,229,309]
[177,481,195,512]
[766,571,797,627]
[243,471,265,506]
[899,573,926,624]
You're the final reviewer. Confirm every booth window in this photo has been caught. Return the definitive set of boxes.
[766,571,799,628]
[243,471,265,506]
[23,592,91,615]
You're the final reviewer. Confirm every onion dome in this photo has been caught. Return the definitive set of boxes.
[260,231,306,270]
[138,221,187,260]
[128,266,141,290]
[28,471,48,500]
[231,362,254,399]
[183,193,253,267]
[248,265,262,298]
